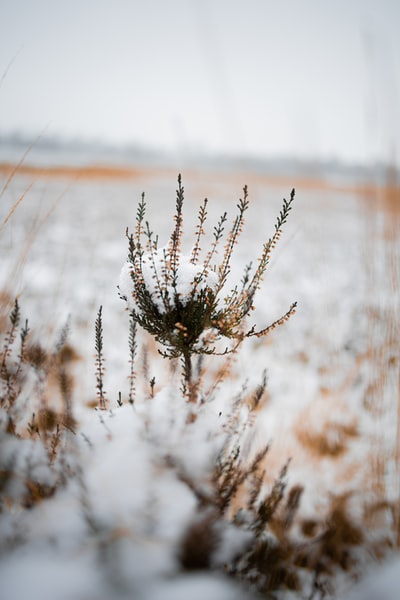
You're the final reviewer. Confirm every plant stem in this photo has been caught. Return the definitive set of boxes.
[182,349,195,403]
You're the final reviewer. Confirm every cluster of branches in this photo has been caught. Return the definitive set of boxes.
[0,299,76,509]
[120,175,296,398]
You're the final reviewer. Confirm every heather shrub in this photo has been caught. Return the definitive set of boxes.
[0,299,76,515]
[119,174,296,400]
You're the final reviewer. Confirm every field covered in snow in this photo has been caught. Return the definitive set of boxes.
[0,161,399,599]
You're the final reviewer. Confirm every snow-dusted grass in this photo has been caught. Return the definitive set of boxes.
[0,165,399,598]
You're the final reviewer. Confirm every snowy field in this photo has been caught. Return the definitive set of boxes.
[0,163,399,599]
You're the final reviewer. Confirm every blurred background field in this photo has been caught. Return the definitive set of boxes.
[1,1,399,597]
[0,151,399,597]
[1,154,398,499]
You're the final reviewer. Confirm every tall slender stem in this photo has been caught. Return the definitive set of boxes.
[182,349,195,403]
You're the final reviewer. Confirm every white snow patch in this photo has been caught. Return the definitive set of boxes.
[343,555,400,600]
[119,248,218,313]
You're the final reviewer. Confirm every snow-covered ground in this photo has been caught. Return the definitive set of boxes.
[0,163,399,598]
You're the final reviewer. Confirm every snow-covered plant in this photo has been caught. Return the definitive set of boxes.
[119,175,296,397]
[0,299,76,511]
[119,175,296,399]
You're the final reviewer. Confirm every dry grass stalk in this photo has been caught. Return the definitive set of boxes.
[359,164,400,544]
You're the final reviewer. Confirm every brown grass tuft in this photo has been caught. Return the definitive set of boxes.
[297,420,358,459]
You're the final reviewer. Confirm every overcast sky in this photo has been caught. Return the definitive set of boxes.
[0,0,399,166]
